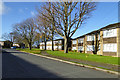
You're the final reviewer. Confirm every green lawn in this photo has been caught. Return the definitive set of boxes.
[46,51,118,65]
[16,48,118,65]
[16,48,41,54]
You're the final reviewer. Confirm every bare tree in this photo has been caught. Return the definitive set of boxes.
[34,32,43,48]
[37,3,59,51]
[36,17,51,50]
[38,2,96,53]
[94,31,100,54]
[14,18,36,50]
[2,32,15,42]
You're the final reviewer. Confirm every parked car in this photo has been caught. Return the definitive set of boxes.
[11,46,16,49]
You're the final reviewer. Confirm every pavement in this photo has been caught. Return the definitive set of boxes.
[1,49,119,79]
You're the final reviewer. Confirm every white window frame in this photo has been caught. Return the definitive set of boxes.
[78,38,84,43]
[103,43,117,52]
[72,40,77,44]
[87,45,95,51]
[103,29,117,38]
[87,35,95,41]
[78,46,84,51]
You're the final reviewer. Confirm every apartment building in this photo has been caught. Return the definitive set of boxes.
[53,39,64,50]
[77,36,85,53]
[71,36,85,53]
[72,30,100,54]
[46,39,64,50]
[39,23,119,56]
[0,40,13,48]
[99,23,120,57]
[71,23,120,57]
[40,42,45,50]
[40,39,64,50]
[71,39,77,51]
[86,30,100,54]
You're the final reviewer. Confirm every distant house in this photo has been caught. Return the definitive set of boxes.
[19,43,25,48]
[0,40,13,48]
[13,43,25,48]
[13,43,20,48]
[0,41,4,47]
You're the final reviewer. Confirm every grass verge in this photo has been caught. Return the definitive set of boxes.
[16,48,118,65]
[46,50,119,65]
[16,48,42,54]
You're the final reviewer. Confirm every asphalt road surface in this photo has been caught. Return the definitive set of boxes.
[2,49,118,79]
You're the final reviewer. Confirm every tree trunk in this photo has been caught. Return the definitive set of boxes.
[64,37,69,53]
[29,42,32,50]
[52,31,54,51]
[52,39,54,51]
[94,33,98,54]
[44,41,46,50]
[37,40,40,48]
[43,35,47,50]
[37,44,40,48]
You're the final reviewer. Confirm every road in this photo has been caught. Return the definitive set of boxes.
[2,49,118,79]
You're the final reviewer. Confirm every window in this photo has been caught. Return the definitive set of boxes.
[72,40,76,44]
[58,40,61,44]
[87,45,95,51]
[78,38,84,43]
[58,46,62,49]
[103,29,117,38]
[54,41,58,44]
[78,46,84,51]
[72,47,77,50]
[47,41,52,45]
[87,35,95,41]
[54,46,58,49]
[103,43,117,52]
[98,34,100,40]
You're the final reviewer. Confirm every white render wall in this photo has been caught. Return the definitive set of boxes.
[54,46,62,50]
[40,46,42,49]
[46,41,52,50]
[0,42,4,46]
[47,46,52,50]
[13,44,20,47]
[40,40,63,50]
[40,42,45,50]
[72,47,77,50]
[72,40,77,50]
[47,41,52,45]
